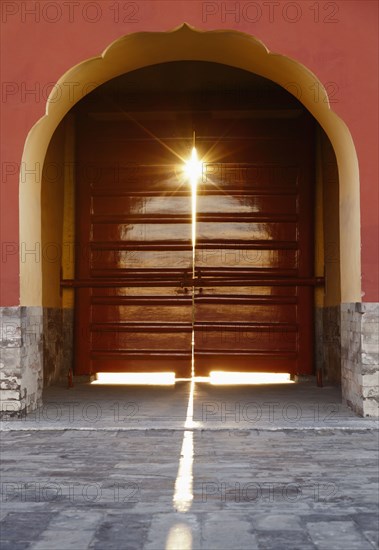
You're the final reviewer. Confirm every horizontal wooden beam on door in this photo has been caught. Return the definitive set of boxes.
[89,240,299,251]
[61,277,324,288]
[91,213,299,223]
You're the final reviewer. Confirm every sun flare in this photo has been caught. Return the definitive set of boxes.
[184,146,202,187]
[184,145,202,248]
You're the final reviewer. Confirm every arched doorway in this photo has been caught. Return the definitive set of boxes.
[66,61,320,380]
[19,25,363,412]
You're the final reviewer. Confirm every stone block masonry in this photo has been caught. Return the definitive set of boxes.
[341,303,379,416]
[315,305,341,385]
[43,308,74,387]
[1,307,43,417]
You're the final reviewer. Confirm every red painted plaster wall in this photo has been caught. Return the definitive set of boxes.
[1,0,378,304]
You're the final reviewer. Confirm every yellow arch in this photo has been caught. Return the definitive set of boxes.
[20,23,361,305]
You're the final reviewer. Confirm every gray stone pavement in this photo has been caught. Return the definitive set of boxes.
[1,382,378,549]
[1,381,378,431]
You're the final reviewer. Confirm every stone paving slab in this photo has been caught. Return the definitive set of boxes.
[306,520,374,549]
[1,427,378,549]
[2,382,378,431]
[30,509,102,549]
[200,513,259,549]
[1,382,378,548]
[144,514,201,550]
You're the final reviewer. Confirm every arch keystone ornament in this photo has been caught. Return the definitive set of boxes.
[1,25,374,417]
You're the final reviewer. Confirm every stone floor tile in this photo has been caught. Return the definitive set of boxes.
[306,520,374,549]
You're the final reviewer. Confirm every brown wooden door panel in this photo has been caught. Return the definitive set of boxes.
[196,222,297,242]
[93,286,191,297]
[193,115,314,376]
[92,223,192,242]
[74,113,195,376]
[195,250,298,270]
[195,328,297,351]
[90,250,193,270]
[91,331,191,351]
[199,141,304,164]
[92,195,193,216]
[90,168,187,191]
[196,194,297,214]
[195,285,297,296]
[74,109,314,377]
[81,117,307,141]
[195,304,298,324]
[200,165,299,188]
[91,304,192,324]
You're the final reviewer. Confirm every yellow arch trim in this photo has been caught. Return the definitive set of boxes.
[20,23,361,304]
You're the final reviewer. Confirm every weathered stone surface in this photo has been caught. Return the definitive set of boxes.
[253,514,302,531]
[43,308,73,387]
[30,510,102,550]
[0,400,22,415]
[307,520,373,549]
[362,399,379,417]
[0,310,22,416]
[0,389,20,401]
[0,306,74,416]
[0,366,20,391]
[362,373,379,386]
[362,385,379,398]
[341,302,379,416]
[255,530,314,549]
[1,424,378,549]
[0,307,22,348]
[203,514,259,549]
[319,306,341,385]
[0,349,21,372]
[0,307,43,417]
[362,352,379,365]
[0,511,55,546]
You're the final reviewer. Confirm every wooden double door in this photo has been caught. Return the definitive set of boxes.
[74,112,315,377]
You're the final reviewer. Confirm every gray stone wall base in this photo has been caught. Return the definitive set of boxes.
[341,303,379,417]
[0,307,43,417]
[44,308,74,387]
[315,305,342,385]
[1,306,74,417]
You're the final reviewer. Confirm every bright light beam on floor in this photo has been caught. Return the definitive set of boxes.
[92,372,175,385]
[165,523,192,550]
[210,372,293,385]
[172,137,202,515]
[184,378,196,429]
[173,378,196,513]
[173,430,194,513]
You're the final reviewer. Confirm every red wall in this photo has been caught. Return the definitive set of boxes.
[1,0,378,304]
